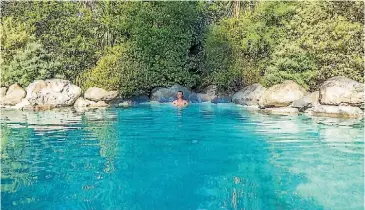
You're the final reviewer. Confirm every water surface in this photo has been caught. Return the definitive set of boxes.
[1,104,364,210]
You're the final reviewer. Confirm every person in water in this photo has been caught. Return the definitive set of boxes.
[172,91,188,106]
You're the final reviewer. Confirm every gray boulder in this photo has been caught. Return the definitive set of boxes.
[187,92,201,103]
[319,76,364,107]
[292,91,319,111]
[2,84,26,105]
[1,87,7,99]
[196,85,218,102]
[84,87,118,102]
[150,84,192,103]
[307,105,363,118]
[196,93,210,103]
[259,80,307,108]
[232,83,266,106]
[26,79,81,107]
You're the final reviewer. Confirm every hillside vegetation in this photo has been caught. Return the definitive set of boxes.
[1,1,363,96]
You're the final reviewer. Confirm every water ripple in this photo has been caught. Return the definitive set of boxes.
[1,104,363,210]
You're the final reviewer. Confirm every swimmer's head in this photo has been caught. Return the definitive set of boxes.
[177,91,184,99]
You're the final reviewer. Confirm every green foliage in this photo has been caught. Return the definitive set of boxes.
[202,2,296,92]
[264,41,318,90]
[2,2,204,94]
[1,42,60,87]
[128,2,203,89]
[0,17,35,61]
[202,1,364,92]
[201,24,235,92]
[2,1,98,80]
[1,1,364,94]
[264,1,364,90]
[76,2,204,96]
[0,17,59,87]
[76,44,146,97]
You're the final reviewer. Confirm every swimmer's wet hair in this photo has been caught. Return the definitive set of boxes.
[178,91,183,95]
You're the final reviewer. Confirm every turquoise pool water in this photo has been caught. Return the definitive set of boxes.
[1,104,364,210]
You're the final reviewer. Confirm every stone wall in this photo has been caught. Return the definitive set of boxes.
[232,76,364,119]
[1,76,363,118]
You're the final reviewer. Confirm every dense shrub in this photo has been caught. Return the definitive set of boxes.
[200,24,236,93]
[2,42,60,87]
[1,1,363,93]
[2,2,204,94]
[76,2,204,96]
[128,2,203,90]
[265,1,364,90]
[201,1,364,92]
[0,17,59,87]
[202,2,295,92]
[76,44,146,97]
[2,1,100,81]
[263,42,318,90]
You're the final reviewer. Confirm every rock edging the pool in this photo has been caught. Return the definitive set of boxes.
[232,76,364,118]
[1,76,363,118]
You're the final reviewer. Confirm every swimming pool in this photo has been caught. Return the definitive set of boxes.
[1,103,364,210]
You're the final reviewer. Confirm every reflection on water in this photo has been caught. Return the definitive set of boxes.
[1,104,364,210]
[244,111,364,210]
[1,108,82,131]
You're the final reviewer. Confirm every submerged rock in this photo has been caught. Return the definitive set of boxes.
[28,104,57,111]
[308,115,363,126]
[111,95,150,107]
[90,101,108,108]
[74,97,108,108]
[211,95,232,103]
[232,83,266,106]
[26,79,81,107]
[130,95,150,103]
[319,76,364,107]
[240,105,260,111]
[307,105,363,118]
[74,97,93,107]
[292,91,319,111]
[2,84,26,105]
[118,101,131,107]
[84,87,118,102]
[150,84,192,103]
[13,99,31,110]
[261,107,299,115]
[259,80,307,108]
